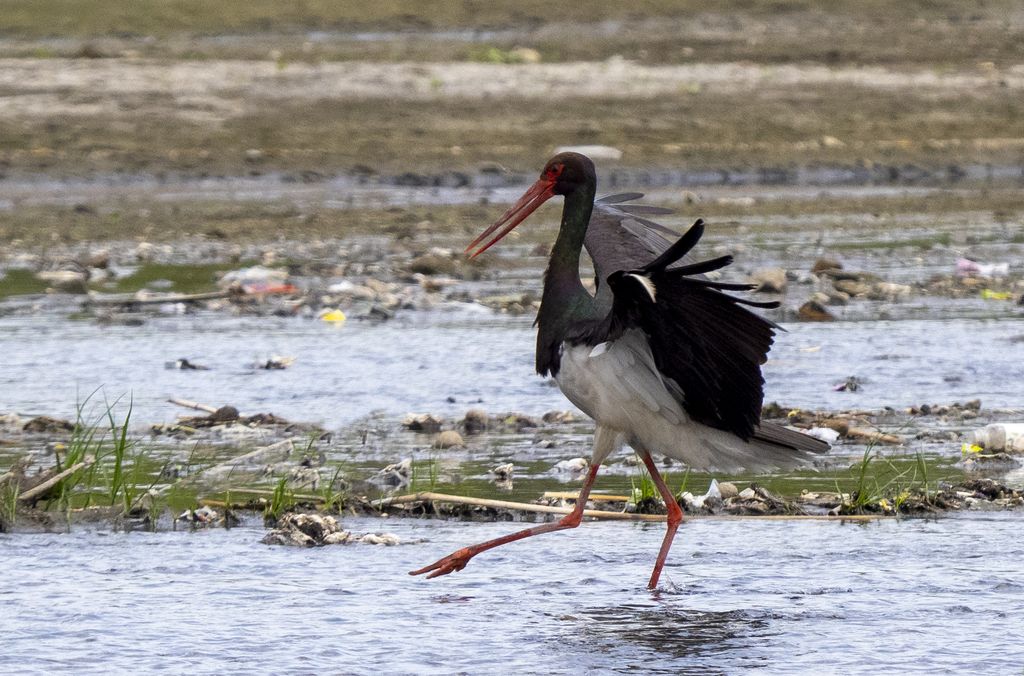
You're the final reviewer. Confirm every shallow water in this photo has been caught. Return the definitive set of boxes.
[1,309,1022,429]
[2,187,1023,674]
[0,171,1019,211]
[2,513,1022,673]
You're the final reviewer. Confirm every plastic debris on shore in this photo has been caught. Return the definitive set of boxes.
[553,457,589,473]
[956,258,1009,278]
[319,309,347,323]
[980,288,1013,301]
[219,265,296,295]
[970,423,1024,453]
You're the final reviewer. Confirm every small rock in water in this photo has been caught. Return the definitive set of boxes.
[509,46,542,63]
[717,481,739,500]
[372,458,413,487]
[542,410,577,424]
[553,457,589,473]
[22,416,75,433]
[165,358,210,370]
[435,430,465,448]
[811,257,843,274]
[359,533,401,546]
[87,249,110,269]
[255,355,295,370]
[323,531,356,545]
[499,413,539,431]
[869,282,912,301]
[798,300,835,322]
[491,463,514,480]
[209,405,241,423]
[750,267,787,293]
[403,413,443,433]
[833,279,871,297]
[409,253,460,276]
[462,409,488,434]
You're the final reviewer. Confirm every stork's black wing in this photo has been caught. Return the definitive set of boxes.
[596,220,782,441]
[587,194,687,310]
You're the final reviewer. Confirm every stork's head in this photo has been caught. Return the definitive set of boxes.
[541,152,596,196]
[465,152,595,258]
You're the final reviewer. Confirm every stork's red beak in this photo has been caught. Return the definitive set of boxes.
[465,177,556,258]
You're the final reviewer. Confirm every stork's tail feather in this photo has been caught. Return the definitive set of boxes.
[754,421,831,455]
[687,420,831,472]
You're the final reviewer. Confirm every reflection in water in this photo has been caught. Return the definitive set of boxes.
[567,603,771,671]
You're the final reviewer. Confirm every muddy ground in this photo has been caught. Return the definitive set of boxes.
[0,1,1023,182]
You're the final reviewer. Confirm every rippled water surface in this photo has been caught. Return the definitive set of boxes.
[3,514,1023,673]
[2,310,1022,428]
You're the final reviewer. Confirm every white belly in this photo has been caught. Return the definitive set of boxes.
[555,332,686,431]
[552,329,768,470]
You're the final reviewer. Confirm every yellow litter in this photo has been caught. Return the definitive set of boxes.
[320,309,347,323]
[980,289,1012,301]
[961,443,983,457]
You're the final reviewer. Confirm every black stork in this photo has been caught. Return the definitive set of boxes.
[410,152,829,589]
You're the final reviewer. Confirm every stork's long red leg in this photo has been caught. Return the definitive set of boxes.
[639,451,684,589]
[410,463,601,579]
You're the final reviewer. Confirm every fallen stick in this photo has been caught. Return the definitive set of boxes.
[199,499,247,510]
[375,492,887,522]
[198,490,886,522]
[17,456,95,503]
[846,426,902,445]
[373,491,666,522]
[85,290,235,307]
[167,398,219,414]
[541,491,632,502]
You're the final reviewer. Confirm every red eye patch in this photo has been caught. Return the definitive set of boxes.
[545,163,564,180]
